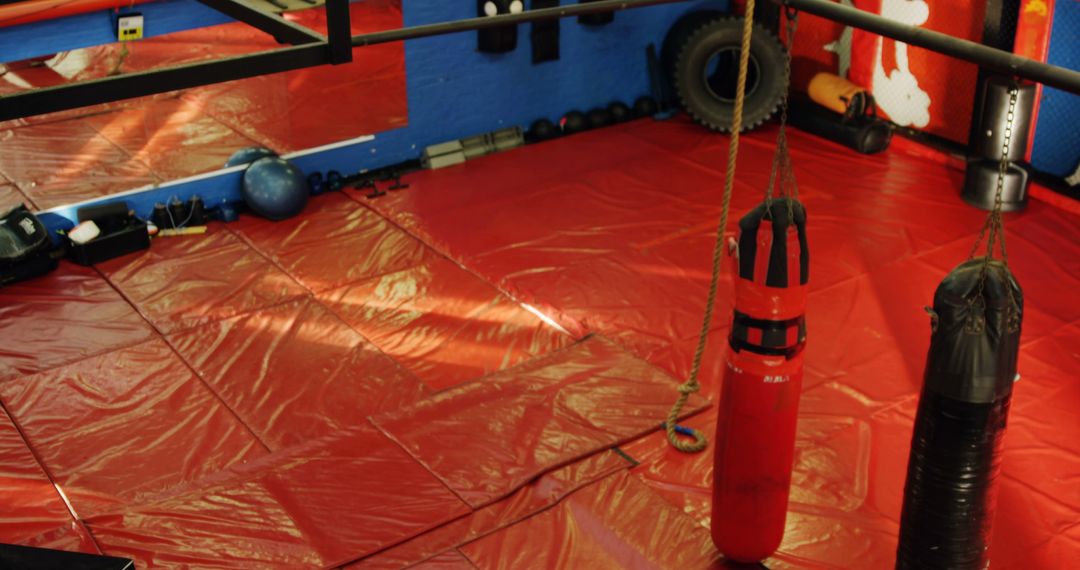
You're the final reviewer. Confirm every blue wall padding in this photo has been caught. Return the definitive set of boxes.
[1030,0,1080,178]
[28,0,728,227]
[0,0,232,63]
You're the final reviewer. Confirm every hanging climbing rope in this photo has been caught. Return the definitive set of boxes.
[664,1,804,456]
[663,0,760,454]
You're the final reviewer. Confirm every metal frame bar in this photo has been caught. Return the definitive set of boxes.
[0,0,687,121]
[2,44,329,120]
[196,0,325,45]
[776,0,1080,95]
[4,0,1079,122]
[324,0,352,64]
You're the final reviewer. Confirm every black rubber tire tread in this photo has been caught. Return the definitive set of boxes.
[675,18,787,133]
[661,10,726,99]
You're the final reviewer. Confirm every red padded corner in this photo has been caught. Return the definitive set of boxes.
[0,261,154,381]
[167,296,429,450]
[458,471,721,569]
[87,424,471,570]
[0,339,268,518]
[318,255,575,391]
[98,226,307,334]
[231,193,432,294]
[372,336,709,509]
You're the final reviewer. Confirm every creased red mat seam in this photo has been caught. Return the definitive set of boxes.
[345,196,588,337]
[0,401,104,554]
[91,264,276,454]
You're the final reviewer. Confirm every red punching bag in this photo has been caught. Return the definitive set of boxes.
[712,197,809,563]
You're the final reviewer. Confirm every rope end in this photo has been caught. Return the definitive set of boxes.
[663,422,708,453]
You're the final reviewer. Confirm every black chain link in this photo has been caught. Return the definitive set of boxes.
[967,84,1021,333]
[765,7,799,223]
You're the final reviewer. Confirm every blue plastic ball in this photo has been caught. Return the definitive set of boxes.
[242,157,308,221]
[225,146,277,168]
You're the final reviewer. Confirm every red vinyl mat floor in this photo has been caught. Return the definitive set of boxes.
[1,116,1078,569]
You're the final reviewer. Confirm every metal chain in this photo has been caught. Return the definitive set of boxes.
[765,7,800,223]
[966,84,1020,332]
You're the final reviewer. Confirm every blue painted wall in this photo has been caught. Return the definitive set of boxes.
[292,0,728,171]
[0,0,231,63]
[1030,0,1080,178]
[37,0,729,229]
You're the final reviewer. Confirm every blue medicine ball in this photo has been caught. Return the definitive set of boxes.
[242,157,308,221]
[225,146,277,168]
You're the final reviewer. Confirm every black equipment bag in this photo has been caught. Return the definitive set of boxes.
[0,204,60,287]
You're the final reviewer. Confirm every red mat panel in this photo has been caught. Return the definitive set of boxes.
[318,255,574,391]
[0,262,153,380]
[1,181,31,211]
[0,339,267,518]
[372,336,708,509]
[84,97,261,181]
[0,408,97,553]
[363,117,1080,566]
[0,120,158,210]
[167,296,429,450]
[98,226,306,334]
[409,550,474,569]
[87,423,471,569]
[457,471,720,569]
[350,450,629,569]
[232,193,431,294]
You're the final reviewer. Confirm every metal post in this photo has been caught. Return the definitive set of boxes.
[196,0,325,45]
[350,0,688,46]
[774,0,1080,95]
[325,0,352,64]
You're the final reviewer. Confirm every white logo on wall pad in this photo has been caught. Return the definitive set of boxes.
[872,0,932,128]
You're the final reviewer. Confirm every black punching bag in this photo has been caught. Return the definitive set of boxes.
[897,259,1022,569]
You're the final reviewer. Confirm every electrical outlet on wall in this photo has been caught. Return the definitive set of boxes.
[117,13,144,42]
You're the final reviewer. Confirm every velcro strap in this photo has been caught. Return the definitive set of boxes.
[730,311,806,358]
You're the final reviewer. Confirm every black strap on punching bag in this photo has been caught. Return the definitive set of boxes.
[736,198,809,288]
[897,86,1025,570]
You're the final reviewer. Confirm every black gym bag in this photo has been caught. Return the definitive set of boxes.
[0,204,61,287]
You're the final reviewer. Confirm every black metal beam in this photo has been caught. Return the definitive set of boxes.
[0,0,688,121]
[0,44,329,121]
[197,0,324,45]
[350,0,688,46]
[776,0,1080,95]
[324,0,353,64]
